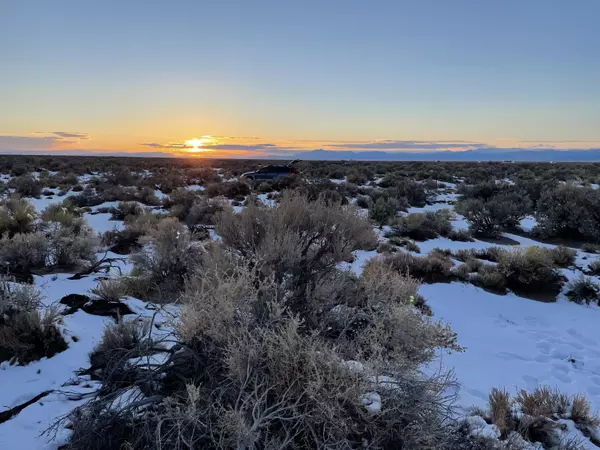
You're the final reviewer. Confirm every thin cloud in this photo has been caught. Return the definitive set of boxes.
[51,131,90,139]
[326,140,484,150]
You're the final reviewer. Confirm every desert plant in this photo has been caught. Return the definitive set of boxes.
[216,192,378,313]
[10,174,42,197]
[90,279,124,303]
[497,247,563,295]
[548,246,576,268]
[369,197,398,226]
[448,229,474,242]
[472,265,506,293]
[388,210,452,241]
[383,250,455,283]
[565,275,600,305]
[388,236,421,253]
[130,217,204,300]
[0,231,48,274]
[535,184,600,243]
[0,196,37,236]
[587,260,600,276]
[0,279,67,364]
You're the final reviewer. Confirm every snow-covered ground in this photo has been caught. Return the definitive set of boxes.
[424,282,600,411]
[2,172,600,448]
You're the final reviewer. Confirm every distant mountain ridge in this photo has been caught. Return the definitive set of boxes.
[1,148,600,162]
[276,148,600,162]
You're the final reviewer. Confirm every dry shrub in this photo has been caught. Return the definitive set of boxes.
[91,279,124,303]
[389,210,452,241]
[103,211,164,254]
[548,246,577,268]
[369,197,398,226]
[472,265,507,293]
[383,250,455,283]
[515,386,569,418]
[480,386,599,449]
[41,201,81,227]
[488,388,513,437]
[216,191,377,312]
[387,236,421,253]
[184,197,228,229]
[0,279,66,364]
[582,243,600,254]
[565,275,600,305]
[455,248,477,262]
[45,219,99,269]
[476,247,504,263]
[453,263,472,281]
[111,201,145,220]
[0,231,48,273]
[497,247,563,294]
[130,217,204,300]
[0,196,37,236]
[588,260,600,276]
[570,394,600,428]
[89,318,152,378]
[448,229,474,242]
[63,223,462,449]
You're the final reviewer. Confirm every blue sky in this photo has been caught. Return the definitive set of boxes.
[1,0,599,156]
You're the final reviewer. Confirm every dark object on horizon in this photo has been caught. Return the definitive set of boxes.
[241,159,300,181]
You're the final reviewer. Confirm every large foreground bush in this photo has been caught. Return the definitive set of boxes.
[59,194,466,450]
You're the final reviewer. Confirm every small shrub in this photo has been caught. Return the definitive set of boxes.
[535,184,600,243]
[0,279,67,364]
[389,210,452,241]
[476,246,504,263]
[90,279,123,303]
[369,197,398,226]
[582,243,600,254]
[587,260,600,276]
[356,195,371,209]
[88,319,152,375]
[388,236,421,253]
[377,242,397,254]
[10,174,42,197]
[454,248,476,262]
[497,247,563,294]
[548,246,576,268]
[110,201,144,220]
[456,193,531,238]
[0,232,48,274]
[472,265,506,293]
[565,276,600,305]
[448,229,474,242]
[453,264,472,281]
[488,388,512,437]
[130,218,204,300]
[0,197,37,236]
[383,250,455,283]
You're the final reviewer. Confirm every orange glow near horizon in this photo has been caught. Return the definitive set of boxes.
[184,136,216,153]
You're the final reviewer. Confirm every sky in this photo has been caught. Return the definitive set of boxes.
[1,0,599,158]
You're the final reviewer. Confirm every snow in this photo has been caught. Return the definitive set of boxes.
[361,392,381,413]
[257,193,276,207]
[83,212,123,233]
[519,216,538,232]
[184,185,205,191]
[329,178,346,184]
[153,189,168,199]
[423,282,600,414]
[407,202,454,214]
[25,196,63,213]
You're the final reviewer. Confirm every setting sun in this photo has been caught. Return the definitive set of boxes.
[184,136,216,153]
